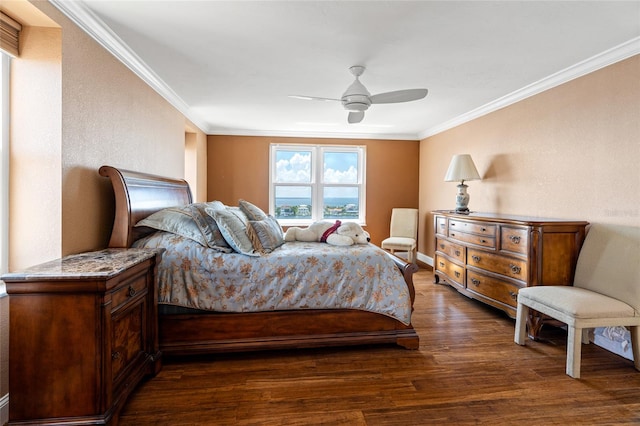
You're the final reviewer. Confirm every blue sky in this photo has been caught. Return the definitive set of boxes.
[275,149,359,199]
[275,150,358,183]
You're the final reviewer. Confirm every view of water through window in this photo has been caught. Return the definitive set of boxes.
[271,145,365,222]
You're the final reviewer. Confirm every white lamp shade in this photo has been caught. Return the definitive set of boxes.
[444,154,481,183]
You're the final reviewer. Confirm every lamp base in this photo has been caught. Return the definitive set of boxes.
[454,183,471,213]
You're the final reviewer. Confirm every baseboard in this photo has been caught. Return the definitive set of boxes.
[417,252,433,267]
[383,250,432,268]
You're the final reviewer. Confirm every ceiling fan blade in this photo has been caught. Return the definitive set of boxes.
[289,95,340,102]
[370,88,428,104]
[348,111,365,124]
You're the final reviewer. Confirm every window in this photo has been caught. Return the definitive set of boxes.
[269,144,366,225]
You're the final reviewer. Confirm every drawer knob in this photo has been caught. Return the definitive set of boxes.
[509,235,521,244]
[455,271,460,278]
[481,227,486,232]
[510,264,522,274]
[128,286,137,297]
[439,262,445,267]
[440,244,445,249]
[455,250,461,256]
[112,351,121,360]
[509,291,518,300]
[470,278,480,286]
[472,255,481,263]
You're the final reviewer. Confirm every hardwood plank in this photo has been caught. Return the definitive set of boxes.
[120,268,640,425]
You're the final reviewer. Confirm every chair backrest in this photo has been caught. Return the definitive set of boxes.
[389,208,419,239]
[574,224,640,313]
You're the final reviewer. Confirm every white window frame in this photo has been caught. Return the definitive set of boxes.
[269,143,366,226]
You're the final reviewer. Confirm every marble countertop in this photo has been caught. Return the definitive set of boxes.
[1,248,163,281]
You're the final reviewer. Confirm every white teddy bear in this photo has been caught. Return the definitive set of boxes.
[284,220,370,246]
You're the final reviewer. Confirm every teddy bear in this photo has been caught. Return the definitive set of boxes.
[284,220,370,246]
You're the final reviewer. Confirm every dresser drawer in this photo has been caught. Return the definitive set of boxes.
[449,219,496,237]
[435,254,464,287]
[466,270,522,308]
[501,227,529,255]
[435,216,448,236]
[436,238,464,263]
[448,230,496,248]
[111,273,148,313]
[467,248,528,281]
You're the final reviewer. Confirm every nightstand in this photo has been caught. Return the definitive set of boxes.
[2,248,163,425]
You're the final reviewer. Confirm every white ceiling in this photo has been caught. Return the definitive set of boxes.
[51,1,640,140]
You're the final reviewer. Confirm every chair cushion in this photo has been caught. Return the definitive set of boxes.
[381,236,416,249]
[518,286,637,319]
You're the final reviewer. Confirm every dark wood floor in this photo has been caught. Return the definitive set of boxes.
[120,267,640,425]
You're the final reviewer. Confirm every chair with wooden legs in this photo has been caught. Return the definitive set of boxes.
[514,225,640,378]
[381,208,418,264]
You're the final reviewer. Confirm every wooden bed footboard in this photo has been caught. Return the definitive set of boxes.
[99,165,420,355]
[160,309,419,355]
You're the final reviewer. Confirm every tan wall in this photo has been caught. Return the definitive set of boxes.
[10,25,62,269]
[7,0,207,269]
[207,135,420,246]
[185,121,208,202]
[419,55,640,259]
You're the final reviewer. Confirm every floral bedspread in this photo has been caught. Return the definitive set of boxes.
[133,231,412,325]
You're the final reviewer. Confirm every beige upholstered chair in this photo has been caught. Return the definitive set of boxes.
[381,208,418,264]
[514,225,640,378]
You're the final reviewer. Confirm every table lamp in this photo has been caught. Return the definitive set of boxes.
[444,154,481,214]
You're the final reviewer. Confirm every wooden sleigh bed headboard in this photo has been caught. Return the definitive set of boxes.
[99,165,193,248]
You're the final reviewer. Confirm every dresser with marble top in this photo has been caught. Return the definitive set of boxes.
[2,248,163,425]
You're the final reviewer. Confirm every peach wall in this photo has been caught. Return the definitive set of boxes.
[185,121,208,202]
[10,25,62,270]
[419,55,640,260]
[6,1,208,268]
[207,135,420,246]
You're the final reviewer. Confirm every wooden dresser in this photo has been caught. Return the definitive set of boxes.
[433,212,588,336]
[3,248,163,425]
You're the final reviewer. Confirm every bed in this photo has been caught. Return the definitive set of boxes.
[99,165,419,355]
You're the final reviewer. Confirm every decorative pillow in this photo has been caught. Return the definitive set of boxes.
[247,215,285,254]
[225,206,250,226]
[206,208,258,256]
[135,207,208,247]
[204,200,226,212]
[239,199,268,221]
[186,203,232,252]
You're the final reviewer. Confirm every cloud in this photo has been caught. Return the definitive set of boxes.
[275,153,358,184]
[275,152,310,183]
[324,165,357,183]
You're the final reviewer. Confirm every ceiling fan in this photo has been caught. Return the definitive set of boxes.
[290,65,428,124]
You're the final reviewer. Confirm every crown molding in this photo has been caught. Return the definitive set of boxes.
[419,37,640,140]
[49,0,210,134]
[207,128,420,141]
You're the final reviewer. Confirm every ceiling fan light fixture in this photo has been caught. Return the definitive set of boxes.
[291,65,428,124]
[342,96,370,111]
